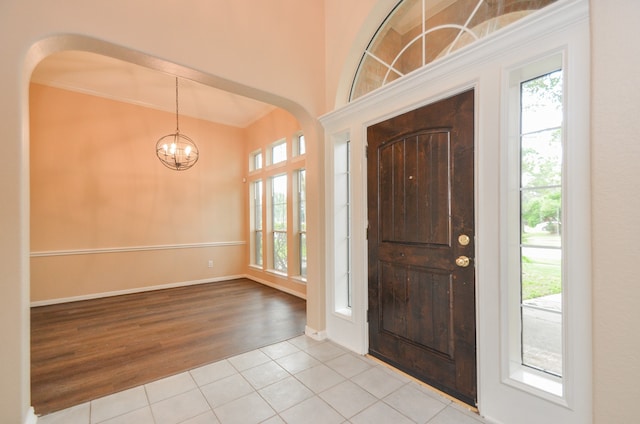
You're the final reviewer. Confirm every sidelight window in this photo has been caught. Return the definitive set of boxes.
[334,138,352,311]
[506,53,565,395]
[519,68,563,376]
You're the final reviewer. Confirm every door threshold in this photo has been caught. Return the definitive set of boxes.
[365,354,479,414]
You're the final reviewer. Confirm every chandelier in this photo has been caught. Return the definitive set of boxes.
[155,77,199,170]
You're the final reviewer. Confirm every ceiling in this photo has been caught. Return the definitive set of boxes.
[31,51,275,128]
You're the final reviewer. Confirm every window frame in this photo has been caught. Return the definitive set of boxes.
[503,51,573,402]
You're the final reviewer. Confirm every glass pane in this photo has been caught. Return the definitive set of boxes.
[298,135,306,156]
[521,69,563,134]
[272,142,287,164]
[271,175,287,231]
[273,231,287,272]
[521,250,562,301]
[351,54,401,100]
[521,129,562,188]
[299,232,307,277]
[255,231,263,266]
[520,66,563,377]
[254,181,262,230]
[522,305,562,376]
[368,0,421,64]
[254,152,262,170]
[298,169,306,232]
[521,187,561,240]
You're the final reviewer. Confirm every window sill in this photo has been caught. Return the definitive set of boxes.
[291,275,307,284]
[505,362,565,405]
[334,307,352,318]
[266,269,288,278]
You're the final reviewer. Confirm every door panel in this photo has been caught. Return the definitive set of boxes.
[378,131,451,245]
[368,89,476,405]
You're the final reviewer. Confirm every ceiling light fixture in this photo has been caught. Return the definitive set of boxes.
[155,77,199,171]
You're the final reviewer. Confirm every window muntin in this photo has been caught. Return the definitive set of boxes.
[350,0,558,101]
[271,174,287,273]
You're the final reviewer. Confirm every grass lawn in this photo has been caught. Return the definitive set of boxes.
[522,257,561,300]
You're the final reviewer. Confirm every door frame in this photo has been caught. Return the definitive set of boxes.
[320,2,590,422]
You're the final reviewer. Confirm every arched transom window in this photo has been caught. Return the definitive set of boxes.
[350,0,557,100]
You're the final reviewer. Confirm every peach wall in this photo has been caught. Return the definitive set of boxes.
[244,108,307,298]
[30,83,247,302]
[2,1,328,421]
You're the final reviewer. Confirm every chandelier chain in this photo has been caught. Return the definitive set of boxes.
[175,77,180,133]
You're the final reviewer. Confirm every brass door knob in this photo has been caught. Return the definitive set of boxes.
[455,256,470,267]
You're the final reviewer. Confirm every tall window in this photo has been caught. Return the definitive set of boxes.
[252,180,263,266]
[297,169,307,278]
[271,174,287,273]
[334,138,352,311]
[508,54,564,389]
[519,67,563,376]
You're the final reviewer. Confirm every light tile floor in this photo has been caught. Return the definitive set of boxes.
[37,336,489,424]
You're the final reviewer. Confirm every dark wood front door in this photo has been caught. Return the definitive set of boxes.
[367,89,476,405]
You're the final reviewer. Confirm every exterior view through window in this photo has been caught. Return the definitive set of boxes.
[271,174,287,272]
[253,180,263,266]
[519,68,563,376]
[297,169,307,278]
[271,141,287,165]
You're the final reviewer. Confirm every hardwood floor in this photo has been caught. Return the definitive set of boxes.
[31,278,306,415]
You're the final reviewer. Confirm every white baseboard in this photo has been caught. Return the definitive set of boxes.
[30,275,245,307]
[305,326,327,341]
[25,407,37,424]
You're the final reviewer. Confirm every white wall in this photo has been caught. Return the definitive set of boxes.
[590,1,640,422]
